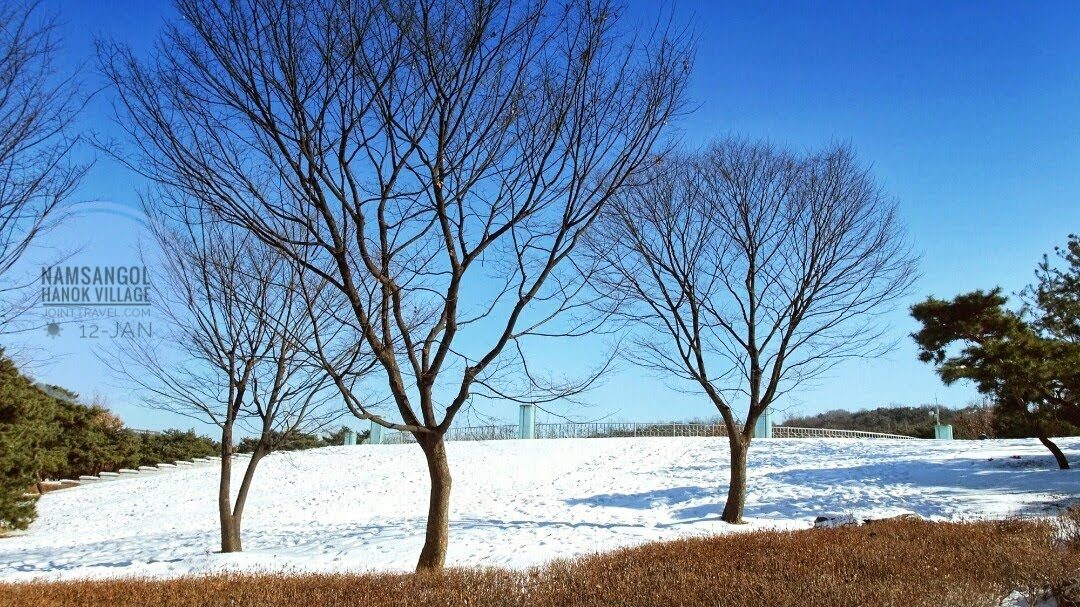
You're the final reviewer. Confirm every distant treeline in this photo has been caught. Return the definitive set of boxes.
[40,410,365,480]
[781,404,1079,440]
[235,428,369,454]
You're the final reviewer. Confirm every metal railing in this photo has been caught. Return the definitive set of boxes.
[536,422,732,439]
[379,422,916,444]
[383,424,518,445]
[772,426,916,440]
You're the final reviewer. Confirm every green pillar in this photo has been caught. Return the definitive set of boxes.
[934,424,953,440]
[518,404,536,439]
[369,421,384,444]
[753,409,773,439]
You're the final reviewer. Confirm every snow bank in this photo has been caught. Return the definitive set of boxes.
[1,436,1076,581]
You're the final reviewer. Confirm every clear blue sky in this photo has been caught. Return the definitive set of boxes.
[11,1,1080,432]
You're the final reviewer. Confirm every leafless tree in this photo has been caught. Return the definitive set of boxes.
[100,0,690,570]
[588,138,917,523]
[100,197,346,553]
[0,1,86,333]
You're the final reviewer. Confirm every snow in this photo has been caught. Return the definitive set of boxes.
[1,436,1077,581]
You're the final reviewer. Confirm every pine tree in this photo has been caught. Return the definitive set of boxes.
[0,352,59,530]
[912,288,1079,468]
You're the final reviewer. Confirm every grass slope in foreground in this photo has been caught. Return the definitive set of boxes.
[2,518,1077,607]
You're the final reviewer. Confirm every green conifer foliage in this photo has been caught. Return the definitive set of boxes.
[0,352,58,530]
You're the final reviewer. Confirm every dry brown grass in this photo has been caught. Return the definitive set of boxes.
[1,518,1076,607]
[27,481,81,496]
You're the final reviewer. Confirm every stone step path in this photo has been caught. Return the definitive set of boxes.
[47,454,253,490]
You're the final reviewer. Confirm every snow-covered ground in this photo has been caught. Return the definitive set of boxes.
[1,437,1077,581]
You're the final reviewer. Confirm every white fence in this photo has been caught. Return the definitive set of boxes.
[772,426,915,440]
[536,422,732,439]
[380,422,916,444]
[383,424,519,445]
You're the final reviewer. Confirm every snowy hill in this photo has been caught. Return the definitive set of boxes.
[2,436,1077,581]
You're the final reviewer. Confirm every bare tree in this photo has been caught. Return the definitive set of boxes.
[588,138,917,523]
[0,1,86,332]
[100,0,691,569]
[101,197,344,553]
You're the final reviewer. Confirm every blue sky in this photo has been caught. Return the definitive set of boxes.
[11,1,1080,432]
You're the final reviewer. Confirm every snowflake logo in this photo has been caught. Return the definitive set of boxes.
[45,322,61,338]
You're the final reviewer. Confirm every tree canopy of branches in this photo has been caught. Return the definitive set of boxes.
[101,201,343,553]
[587,138,916,523]
[0,1,86,332]
[1030,234,1080,344]
[102,0,691,569]
[911,236,1080,469]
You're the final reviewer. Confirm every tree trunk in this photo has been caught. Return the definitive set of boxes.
[232,450,264,530]
[1038,434,1070,470]
[220,449,265,555]
[416,433,452,571]
[221,514,242,552]
[722,434,749,523]
[218,425,240,553]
